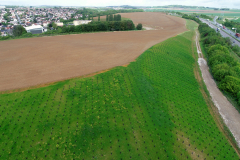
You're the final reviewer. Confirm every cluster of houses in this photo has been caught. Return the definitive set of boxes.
[0,6,92,36]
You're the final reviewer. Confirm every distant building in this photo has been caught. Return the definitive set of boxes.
[73,20,92,26]
[24,25,45,34]
[42,22,49,27]
[0,6,5,9]
[55,22,63,27]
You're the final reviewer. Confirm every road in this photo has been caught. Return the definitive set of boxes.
[200,18,240,47]
[211,16,240,40]
[15,11,22,24]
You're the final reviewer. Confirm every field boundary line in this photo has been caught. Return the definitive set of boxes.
[0,67,114,94]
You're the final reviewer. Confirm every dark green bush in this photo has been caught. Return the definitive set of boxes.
[136,23,142,30]
[219,76,240,96]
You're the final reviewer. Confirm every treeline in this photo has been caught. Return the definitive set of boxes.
[182,14,240,106]
[106,14,121,21]
[199,14,213,20]
[182,14,213,22]
[57,20,135,33]
[0,20,137,41]
[73,8,143,20]
[199,23,240,102]
[182,14,201,23]
[98,9,143,16]
[60,18,78,24]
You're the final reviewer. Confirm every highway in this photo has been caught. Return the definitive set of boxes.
[199,18,240,47]
[211,16,240,40]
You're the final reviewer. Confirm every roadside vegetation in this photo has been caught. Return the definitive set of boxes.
[182,14,240,112]
[223,19,240,33]
[232,18,240,23]
[199,14,213,20]
[0,20,239,159]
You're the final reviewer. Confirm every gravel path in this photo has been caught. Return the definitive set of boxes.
[196,31,240,148]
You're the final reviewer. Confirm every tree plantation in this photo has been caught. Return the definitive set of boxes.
[0,20,238,159]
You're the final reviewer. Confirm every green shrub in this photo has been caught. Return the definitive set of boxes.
[229,65,240,78]
[209,53,236,67]
[219,76,240,96]
[212,63,230,81]
[208,44,229,56]
[20,33,33,38]
[136,23,142,30]
[12,25,27,37]
[232,45,240,57]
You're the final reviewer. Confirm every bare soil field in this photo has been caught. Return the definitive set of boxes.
[0,12,187,92]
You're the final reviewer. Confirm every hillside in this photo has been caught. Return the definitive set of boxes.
[0,20,238,159]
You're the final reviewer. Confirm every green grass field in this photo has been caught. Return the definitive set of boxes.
[0,20,239,159]
[216,19,225,24]
[231,18,240,23]
[201,12,240,18]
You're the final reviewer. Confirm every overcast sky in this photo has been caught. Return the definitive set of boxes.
[1,0,240,9]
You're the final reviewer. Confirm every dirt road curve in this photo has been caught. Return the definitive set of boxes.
[0,12,187,91]
[196,32,240,148]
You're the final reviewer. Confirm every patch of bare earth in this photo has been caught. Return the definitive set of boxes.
[0,12,187,92]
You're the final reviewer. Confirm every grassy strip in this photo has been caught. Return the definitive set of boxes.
[0,20,239,159]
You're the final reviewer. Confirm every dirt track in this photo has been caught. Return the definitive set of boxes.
[0,12,187,92]
[196,31,240,148]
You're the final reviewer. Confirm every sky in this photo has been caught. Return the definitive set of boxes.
[1,0,240,9]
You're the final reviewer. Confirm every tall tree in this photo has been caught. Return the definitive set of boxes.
[106,15,108,21]
[33,17,37,23]
[117,14,121,21]
[12,25,27,37]
[109,14,113,21]
[88,15,90,20]
[82,14,85,20]
[52,22,57,29]
[114,15,116,21]
[98,15,100,21]
[136,23,142,30]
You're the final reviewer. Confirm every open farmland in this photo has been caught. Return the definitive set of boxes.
[0,20,239,159]
[0,12,187,92]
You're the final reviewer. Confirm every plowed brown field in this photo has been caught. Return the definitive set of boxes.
[0,12,187,91]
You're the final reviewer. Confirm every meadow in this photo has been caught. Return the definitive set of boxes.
[0,20,239,159]
[231,18,240,23]
[201,12,240,18]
